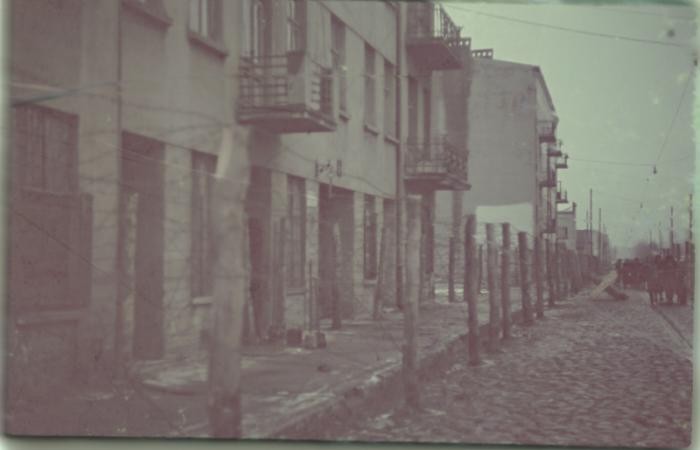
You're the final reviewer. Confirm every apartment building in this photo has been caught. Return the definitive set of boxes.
[557,203,577,251]
[434,57,566,279]
[7,0,472,399]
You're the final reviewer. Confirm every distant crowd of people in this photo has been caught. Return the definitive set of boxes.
[615,255,692,306]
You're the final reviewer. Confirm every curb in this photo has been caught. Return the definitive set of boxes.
[269,306,533,440]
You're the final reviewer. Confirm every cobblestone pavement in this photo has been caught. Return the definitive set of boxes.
[335,290,693,448]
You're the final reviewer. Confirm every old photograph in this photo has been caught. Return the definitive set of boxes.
[3,0,696,447]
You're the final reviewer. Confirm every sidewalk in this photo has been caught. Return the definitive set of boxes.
[6,285,561,438]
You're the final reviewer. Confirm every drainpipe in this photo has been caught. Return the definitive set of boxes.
[395,2,404,309]
[114,0,125,379]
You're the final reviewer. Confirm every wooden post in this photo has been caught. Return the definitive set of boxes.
[518,232,534,325]
[207,129,248,438]
[403,197,420,408]
[560,244,570,297]
[331,223,342,329]
[533,235,544,319]
[448,237,456,303]
[308,260,315,330]
[486,224,500,350]
[546,240,556,307]
[500,223,511,339]
[464,215,480,365]
[373,218,389,320]
[477,244,483,294]
[554,243,561,297]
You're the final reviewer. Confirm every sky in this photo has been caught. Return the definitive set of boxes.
[444,1,698,256]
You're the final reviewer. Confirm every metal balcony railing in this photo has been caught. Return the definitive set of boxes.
[556,190,568,204]
[408,2,461,41]
[471,49,494,59]
[237,51,335,133]
[542,218,557,234]
[406,2,470,70]
[405,136,468,190]
[537,120,557,144]
[547,145,563,158]
[556,154,569,169]
[540,169,556,188]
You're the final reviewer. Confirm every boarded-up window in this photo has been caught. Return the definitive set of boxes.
[9,105,90,312]
[287,176,306,289]
[191,151,216,298]
[12,105,78,193]
[364,194,377,280]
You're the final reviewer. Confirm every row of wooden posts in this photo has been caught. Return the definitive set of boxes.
[403,209,594,407]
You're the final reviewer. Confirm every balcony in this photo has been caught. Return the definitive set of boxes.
[237,51,336,133]
[471,49,493,59]
[556,190,569,204]
[540,169,556,189]
[542,218,557,235]
[406,2,471,71]
[547,145,563,158]
[404,136,469,192]
[537,120,557,144]
[556,154,569,169]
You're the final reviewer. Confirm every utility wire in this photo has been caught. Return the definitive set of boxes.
[653,73,693,165]
[444,3,693,49]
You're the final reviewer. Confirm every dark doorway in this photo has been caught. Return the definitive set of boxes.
[121,132,165,360]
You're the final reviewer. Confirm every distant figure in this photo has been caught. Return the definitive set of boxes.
[615,259,623,286]
[647,255,663,306]
[676,259,689,306]
[661,255,679,305]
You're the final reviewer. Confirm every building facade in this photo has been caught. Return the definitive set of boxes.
[557,203,577,251]
[434,57,566,280]
[7,0,472,399]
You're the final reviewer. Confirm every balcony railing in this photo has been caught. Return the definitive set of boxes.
[404,136,469,191]
[471,49,494,59]
[540,169,556,188]
[237,51,336,133]
[547,145,563,158]
[542,218,557,234]
[406,2,471,71]
[537,120,557,144]
[556,190,568,204]
[556,154,569,169]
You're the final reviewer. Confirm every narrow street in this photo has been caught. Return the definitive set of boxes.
[332,289,693,448]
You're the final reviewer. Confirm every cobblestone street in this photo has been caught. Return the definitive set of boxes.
[335,290,693,448]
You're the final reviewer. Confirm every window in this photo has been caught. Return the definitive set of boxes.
[12,105,78,193]
[363,195,378,280]
[384,60,396,137]
[331,15,347,113]
[364,44,376,126]
[191,151,216,299]
[287,176,306,289]
[286,0,305,52]
[189,0,222,43]
[249,0,269,58]
[408,77,418,141]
